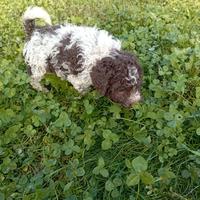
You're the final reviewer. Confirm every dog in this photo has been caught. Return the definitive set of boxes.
[22,6,142,107]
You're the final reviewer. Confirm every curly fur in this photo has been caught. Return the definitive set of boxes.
[91,51,142,107]
[22,6,142,107]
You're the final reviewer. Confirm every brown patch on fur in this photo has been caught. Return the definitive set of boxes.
[27,65,32,75]
[36,25,61,35]
[66,43,83,75]
[46,57,56,73]
[91,50,142,107]
[47,34,84,76]
[24,19,35,40]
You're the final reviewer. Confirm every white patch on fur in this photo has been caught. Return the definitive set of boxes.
[23,21,121,92]
[23,6,52,25]
[128,67,138,84]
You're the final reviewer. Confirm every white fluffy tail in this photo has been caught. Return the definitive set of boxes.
[23,6,52,25]
[22,6,52,39]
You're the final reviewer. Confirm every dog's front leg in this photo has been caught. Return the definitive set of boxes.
[67,74,91,95]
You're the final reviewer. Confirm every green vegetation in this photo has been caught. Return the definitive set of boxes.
[0,0,200,199]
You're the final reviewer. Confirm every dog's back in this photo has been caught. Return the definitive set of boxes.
[23,23,121,70]
[23,7,121,92]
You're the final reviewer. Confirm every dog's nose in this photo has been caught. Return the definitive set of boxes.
[124,91,142,107]
[130,91,141,102]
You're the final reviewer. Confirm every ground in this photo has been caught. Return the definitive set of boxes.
[0,0,200,199]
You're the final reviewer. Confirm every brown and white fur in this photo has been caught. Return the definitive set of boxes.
[22,6,142,107]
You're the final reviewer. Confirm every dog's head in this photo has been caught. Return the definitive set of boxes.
[91,50,142,107]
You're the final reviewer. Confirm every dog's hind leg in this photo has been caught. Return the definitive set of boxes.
[30,76,48,92]
[28,66,48,92]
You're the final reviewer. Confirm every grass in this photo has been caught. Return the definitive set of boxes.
[0,0,200,199]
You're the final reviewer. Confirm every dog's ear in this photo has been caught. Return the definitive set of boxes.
[90,57,114,95]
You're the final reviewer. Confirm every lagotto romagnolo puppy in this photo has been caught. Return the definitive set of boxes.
[22,6,142,107]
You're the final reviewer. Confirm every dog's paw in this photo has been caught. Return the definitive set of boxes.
[42,87,49,93]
